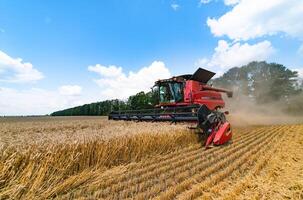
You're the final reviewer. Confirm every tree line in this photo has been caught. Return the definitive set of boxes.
[51,61,303,116]
[51,92,154,116]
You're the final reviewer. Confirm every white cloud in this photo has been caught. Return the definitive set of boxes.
[0,50,44,83]
[196,40,274,69]
[198,0,239,6]
[0,87,88,116]
[88,64,123,77]
[88,61,171,100]
[207,0,303,41]
[223,0,240,6]
[199,0,212,4]
[59,85,82,96]
[171,3,180,11]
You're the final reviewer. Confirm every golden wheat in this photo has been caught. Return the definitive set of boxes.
[0,117,302,199]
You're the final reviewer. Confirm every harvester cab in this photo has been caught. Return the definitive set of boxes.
[109,68,233,148]
[152,79,184,104]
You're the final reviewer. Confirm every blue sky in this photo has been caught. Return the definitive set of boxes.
[0,0,302,115]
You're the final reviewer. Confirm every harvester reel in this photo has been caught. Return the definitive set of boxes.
[197,105,225,133]
[197,105,232,148]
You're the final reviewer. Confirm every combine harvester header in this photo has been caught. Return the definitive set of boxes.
[109,68,233,148]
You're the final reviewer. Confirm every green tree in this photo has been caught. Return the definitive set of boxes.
[212,61,300,104]
[127,91,153,110]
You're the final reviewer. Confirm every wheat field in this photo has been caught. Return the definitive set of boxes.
[0,117,302,199]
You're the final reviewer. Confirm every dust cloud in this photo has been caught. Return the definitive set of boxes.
[224,94,303,127]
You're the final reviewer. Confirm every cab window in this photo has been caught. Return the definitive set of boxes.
[151,85,160,105]
[159,83,174,103]
[171,82,183,102]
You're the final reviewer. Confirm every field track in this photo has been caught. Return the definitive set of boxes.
[1,118,303,199]
[60,125,303,199]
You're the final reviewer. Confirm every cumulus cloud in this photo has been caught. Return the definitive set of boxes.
[196,40,274,69]
[59,85,82,96]
[0,86,89,116]
[171,3,180,11]
[0,50,44,83]
[207,0,303,41]
[88,61,171,100]
[88,65,123,77]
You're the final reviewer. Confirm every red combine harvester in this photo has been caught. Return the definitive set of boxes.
[109,68,233,148]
